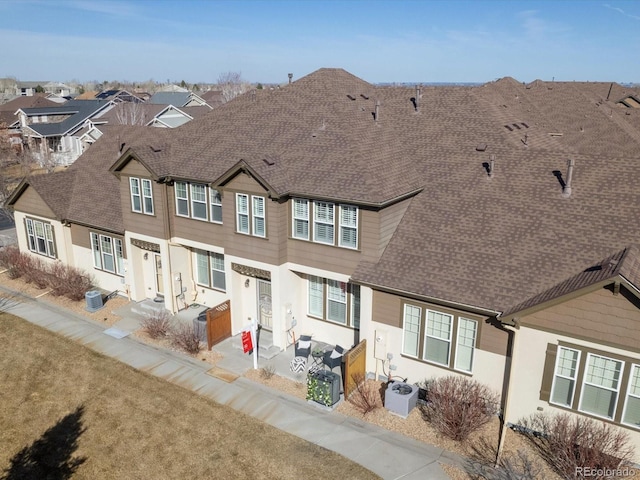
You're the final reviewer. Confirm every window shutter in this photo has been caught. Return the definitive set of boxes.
[540,343,558,402]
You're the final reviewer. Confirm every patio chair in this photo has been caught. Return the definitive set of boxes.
[322,345,344,372]
[294,334,312,359]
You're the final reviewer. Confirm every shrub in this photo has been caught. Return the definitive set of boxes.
[418,375,500,441]
[47,262,93,301]
[347,373,382,415]
[465,437,543,479]
[516,412,635,479]
[170,323,201,355]
[259,364,275,380]
[23,257,49,289]
[0,245,32,279]
[140,310,173,339]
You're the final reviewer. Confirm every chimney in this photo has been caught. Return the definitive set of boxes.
[374,100,380,122]
[415,85,421,112]
[288,73,293,84]
[562,159,575,197]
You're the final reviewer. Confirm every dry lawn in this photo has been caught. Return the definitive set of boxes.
[0,314,380,479]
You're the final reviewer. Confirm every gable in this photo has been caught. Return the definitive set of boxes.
[520,285,640,352]
[12,184,56,219]
[223,171,269,195]
[118,158,154,178]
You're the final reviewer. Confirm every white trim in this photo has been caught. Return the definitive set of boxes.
[402,303,421,359]
[549,346,581,408]
[292,198,309,240]
[236,193,249,234]
[175,181,189,217]
[129,177,141,213]
[141,178,154,215]
[424,309,453,367]
[189,183,208,221]
[578,352,623,420]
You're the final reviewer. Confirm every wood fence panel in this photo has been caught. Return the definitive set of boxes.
[206,300,231,350]
[344,339,366,397]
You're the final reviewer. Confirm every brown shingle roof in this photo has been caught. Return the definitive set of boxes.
[19,69,640,315]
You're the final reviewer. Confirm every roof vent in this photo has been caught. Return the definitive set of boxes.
[374,101,380,122]
[347,94,356,101]
[288,73,293,84]
[150,145,162,153]
[262,158,275,166]
[360,94,369,100]
[476,144,487,152]
[489,154,495,177]
[562,159,575,198]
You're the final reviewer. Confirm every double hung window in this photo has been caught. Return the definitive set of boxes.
[25,218,56,258]
[236,193,266,237]
[195,250,226,291]
[130,177,154,215]
[402,303,478,373]
[307,276,360,327]
[292,198,358,249]
[90,232,124,275]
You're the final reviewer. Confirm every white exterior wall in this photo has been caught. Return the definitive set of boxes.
[367,319,506,391]
[507,325,640,460]
[124,232,170,309]
[71,244,128,294]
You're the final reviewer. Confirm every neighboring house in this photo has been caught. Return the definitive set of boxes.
[148,91,213,109]
[16,81,47,96]
[95,89,145,103]
[0,95,59,153]
[16,99,115,165]
[8,69,640,459]
[43,82,77,97]
[76,103,210,150]
[199,90,224,108]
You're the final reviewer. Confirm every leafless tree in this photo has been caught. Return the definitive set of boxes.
[217,71,251,103]
[114,102,147,126]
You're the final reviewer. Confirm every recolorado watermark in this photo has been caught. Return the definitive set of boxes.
[575,466,637,477]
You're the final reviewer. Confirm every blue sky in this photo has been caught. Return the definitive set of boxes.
[1,0,639,84]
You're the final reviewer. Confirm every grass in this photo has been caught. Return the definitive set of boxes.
[0,313,380,479]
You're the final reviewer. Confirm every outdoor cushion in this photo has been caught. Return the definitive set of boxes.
[330,349,342,359]
[290,356,307,373]
[298,340,311,349]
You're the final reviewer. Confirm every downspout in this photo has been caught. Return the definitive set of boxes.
[161,178,178,312]
[495,319,519,468]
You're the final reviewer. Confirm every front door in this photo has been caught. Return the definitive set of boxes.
[257,279,272,330]
[155,254,164,296]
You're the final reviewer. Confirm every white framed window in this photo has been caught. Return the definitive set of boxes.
[252,196,266,237]
[313,201,334,244]
[130,177,153,215]
[292,199,358,249]
[550,346,580,407]
[190,183,207,220]
[25,218,55,258]
[455,318,477,373]
[129,177,141,213]
[308,275,324,318]
[210,188,222,223]
[425,310,452,366]
[402,304,421,357]
[292,199,309,240]
[623,364,640,428]
[175,182,189,217]
[141,179,154,215]
[307,275,359,327]
[579,353,623,419]
[194,249,226,291]
[339,205,358,249]
[90,232,124,276]
[327,280,347,324]
[236,193,249,234]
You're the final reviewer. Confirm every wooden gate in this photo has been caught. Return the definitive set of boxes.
[206,300,231,350]
[343,339,366,398]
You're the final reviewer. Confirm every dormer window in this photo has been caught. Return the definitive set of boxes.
[130,177,154,215]
[236,193,266,237]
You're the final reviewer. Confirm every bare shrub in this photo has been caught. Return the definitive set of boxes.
[23,257,49,289]
[0,245,32,278]
[259,364,275,380]
[419,375,500,442]
[347,373,382,415]
[47,262,93,301]
[517,412,635,479]
[140,311,173,339]
[170,323,201,355]
[465,437,542,479]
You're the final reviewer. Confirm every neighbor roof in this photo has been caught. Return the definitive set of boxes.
[20,99,112,137]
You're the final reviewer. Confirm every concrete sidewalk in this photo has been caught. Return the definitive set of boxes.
[0,291,467,480]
